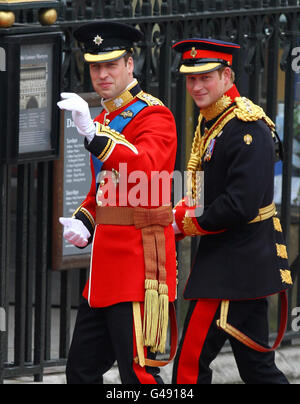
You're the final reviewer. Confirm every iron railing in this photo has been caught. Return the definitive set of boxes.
[1,0,300,383]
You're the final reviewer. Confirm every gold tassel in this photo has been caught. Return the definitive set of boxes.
[143,279,159,347]
[155,283,169,353]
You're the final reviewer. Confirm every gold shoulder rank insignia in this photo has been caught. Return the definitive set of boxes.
[137,92,164,107]
[243,134,253,145]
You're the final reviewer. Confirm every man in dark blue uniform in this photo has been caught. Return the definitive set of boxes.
[172,38,292,384]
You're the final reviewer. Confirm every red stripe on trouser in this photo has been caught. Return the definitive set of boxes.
[176,299,220,384]
[132,303,158,384]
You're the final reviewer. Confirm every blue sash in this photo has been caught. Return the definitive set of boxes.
[91,100,147,189]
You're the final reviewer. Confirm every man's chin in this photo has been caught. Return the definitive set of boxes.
[95,86,115,99]
[196,101,209,109]
[192,96,210,109]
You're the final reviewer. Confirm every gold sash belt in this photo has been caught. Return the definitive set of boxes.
[96,205,173,228]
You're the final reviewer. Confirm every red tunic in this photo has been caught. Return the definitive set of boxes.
[74,84,177,308]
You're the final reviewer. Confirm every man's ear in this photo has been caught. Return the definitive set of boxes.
[127,56,134,75]
[223,66,232,83]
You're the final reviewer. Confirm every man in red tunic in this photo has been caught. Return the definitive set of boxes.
[58,22,177,384]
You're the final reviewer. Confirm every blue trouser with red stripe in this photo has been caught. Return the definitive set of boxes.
[172,299,289,384]
[66,298,162,384]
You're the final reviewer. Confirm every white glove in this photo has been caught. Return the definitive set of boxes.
[57,93,96,142]
[172,222,182,235]
[59,217,91,248]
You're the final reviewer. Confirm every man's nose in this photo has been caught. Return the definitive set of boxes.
[193,79,203,91]
[98,66,109,79]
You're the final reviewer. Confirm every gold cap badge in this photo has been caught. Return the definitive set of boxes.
[190,47,197,58]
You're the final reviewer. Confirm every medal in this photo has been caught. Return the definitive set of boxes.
[204,138,216,162]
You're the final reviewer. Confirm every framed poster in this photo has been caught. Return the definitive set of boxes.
[19,42,53,154]
[52,92,102,271]
[0,31,61,163]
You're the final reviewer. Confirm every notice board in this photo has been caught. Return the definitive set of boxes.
[52,92,102,270]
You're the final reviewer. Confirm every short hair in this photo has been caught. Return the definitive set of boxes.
[218,66,235,83]
[124,49,134,65]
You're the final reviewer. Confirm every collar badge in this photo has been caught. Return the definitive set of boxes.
[113,98,124,108]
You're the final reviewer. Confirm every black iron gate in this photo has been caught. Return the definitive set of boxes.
[1,0,300,383]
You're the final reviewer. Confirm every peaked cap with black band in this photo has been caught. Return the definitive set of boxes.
[74,21,144,63]
[172,38,240,75]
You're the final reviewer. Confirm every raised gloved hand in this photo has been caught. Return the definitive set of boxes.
[59,217,91,248]
[57,93,96,143]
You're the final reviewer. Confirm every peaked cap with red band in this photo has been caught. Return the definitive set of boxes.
[172,38,240,75]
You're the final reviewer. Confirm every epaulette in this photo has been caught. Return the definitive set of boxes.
[137,91,164,107]
[234,97,283,161]
[234,97,275,131]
